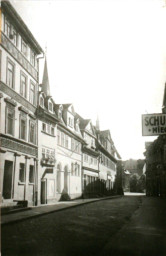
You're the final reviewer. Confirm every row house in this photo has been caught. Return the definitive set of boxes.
[76,114,100,197]
[0,0,43,207]
[55,104,85,200]
[0,1,122,207]
[96,129,121,192]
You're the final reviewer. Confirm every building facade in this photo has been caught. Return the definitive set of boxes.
[0,0,43,207]
[0,1,122,207]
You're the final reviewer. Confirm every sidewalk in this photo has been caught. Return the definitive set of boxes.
[100,196,166,256]
[1,195,121,226]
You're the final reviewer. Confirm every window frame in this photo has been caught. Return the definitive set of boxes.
[20,71,27,98]
[21,39,28,57]
[29,80,36,105]
[19,163,25,183]
[29,165,35,184]
[5,104,15,136]
[6,58,15,89]
[29,120,36,144]
[19,113,27,141]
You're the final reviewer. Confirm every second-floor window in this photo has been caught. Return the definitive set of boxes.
[30,81,35,105]
[21,39,27,57]
[49,102,53,112]
[6,105,15,136]
[30,49,35,66]
[4,17,10,37]
[20,114,27,140]
[57,130,61,145]
[29,121,35,144]
[40,96,44,108]
[7,59,15,89]
[20,72,27,98]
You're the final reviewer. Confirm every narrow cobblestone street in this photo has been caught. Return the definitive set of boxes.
[2,195,166,256]
[2,196,141,256]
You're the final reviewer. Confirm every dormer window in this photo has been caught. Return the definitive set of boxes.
[48,102,53,113]
[68,117,73,128]
[40,96,44,108]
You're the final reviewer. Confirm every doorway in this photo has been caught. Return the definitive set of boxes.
[3,160,13,199]
[41,179,47,204]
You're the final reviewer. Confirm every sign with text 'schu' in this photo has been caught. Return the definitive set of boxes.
[142,113,166,136]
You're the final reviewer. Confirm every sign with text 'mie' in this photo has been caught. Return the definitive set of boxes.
[142,113,166,136]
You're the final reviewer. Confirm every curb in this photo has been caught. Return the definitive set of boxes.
[1,195,122,226]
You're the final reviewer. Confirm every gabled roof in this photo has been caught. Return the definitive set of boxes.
[75,113,91,130]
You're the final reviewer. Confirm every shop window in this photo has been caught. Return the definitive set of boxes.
[19,163,25,183]
[29,165,34,183]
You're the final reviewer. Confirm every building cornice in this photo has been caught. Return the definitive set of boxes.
[2,1,43,54]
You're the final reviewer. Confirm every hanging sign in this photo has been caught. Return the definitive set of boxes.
[142,113,166,136]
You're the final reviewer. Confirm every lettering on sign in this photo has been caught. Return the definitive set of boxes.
[142,114,166,136]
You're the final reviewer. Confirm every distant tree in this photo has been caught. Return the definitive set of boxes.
[137,174,146,192]
[129,174,139,192]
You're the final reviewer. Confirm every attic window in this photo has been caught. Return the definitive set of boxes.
[68,117,73,128]
[40,96,44,108]
[49,102,53,112]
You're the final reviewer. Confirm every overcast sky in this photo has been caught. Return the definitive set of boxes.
[11,0,166,160]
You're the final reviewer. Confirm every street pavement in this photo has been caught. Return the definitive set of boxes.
[1,195,166,256]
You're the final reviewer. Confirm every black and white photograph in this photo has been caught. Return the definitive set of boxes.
[1,0,166,255]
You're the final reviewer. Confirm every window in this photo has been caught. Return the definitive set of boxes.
[57,130,61,145]
[61,132,65,147]
[29,165,34,183]
[6,105,15,135]
[19,163,25,183]
[42,123,46,132]
[40,96,44,108]
[30,81,35,105]
[47,124,50,134]
[77,165,80,176]
[30,49,35,66]
[7,59,15,89]
[12,28,17,46]
[42,148,45,158]
[71,138,75,151]
[46,149,50,159]
[49,102,53,112]
[21,39,27,57]
[4,17,10,37]
[51,127,54,136]
[20,72,27,98]
[71,163,74,176]
[29,121,35,144]
[20,115,27,140]
[65,135,69,148]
